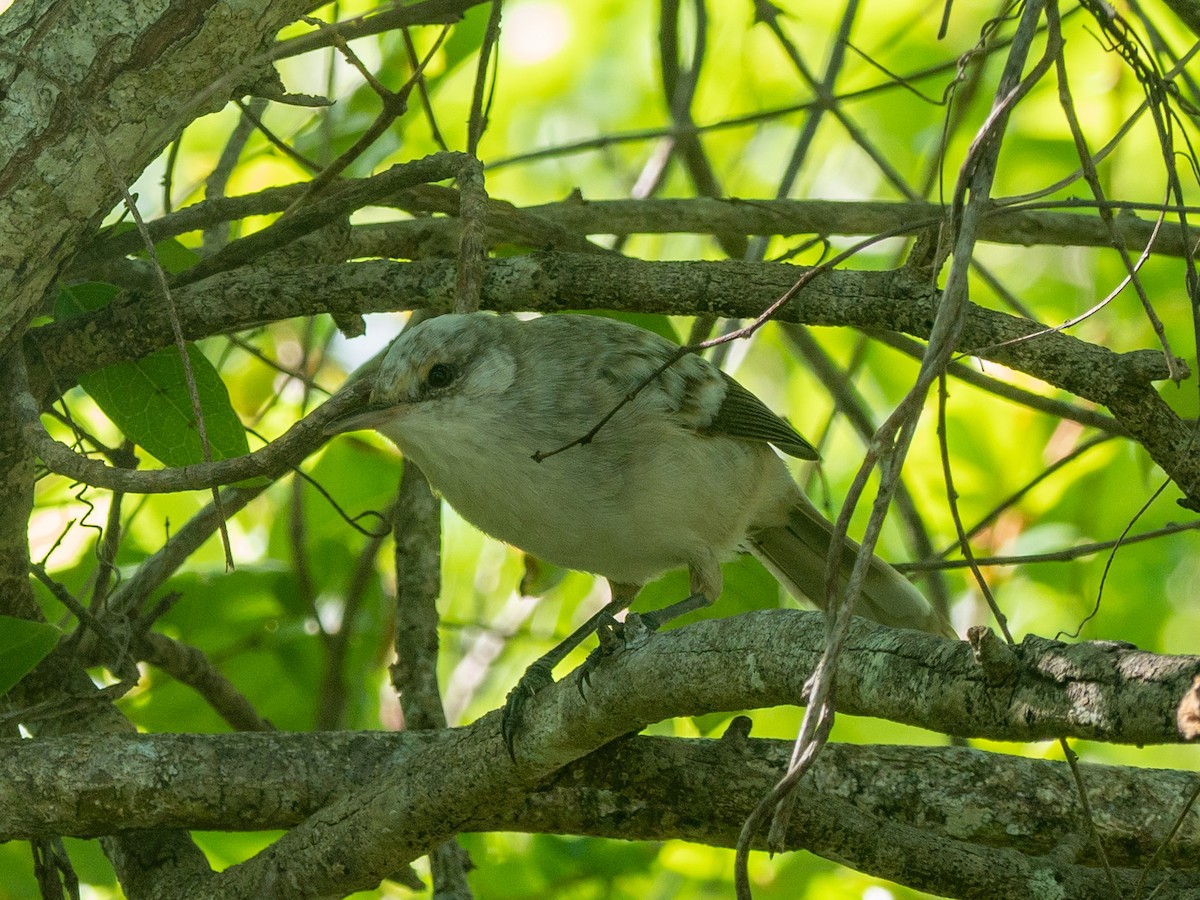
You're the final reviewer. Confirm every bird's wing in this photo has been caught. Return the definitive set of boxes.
[706,372,819,460]
[554,315,817,460]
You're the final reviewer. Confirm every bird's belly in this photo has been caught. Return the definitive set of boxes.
[403,422,780,588]
[413,442,699,585]
[438,465,685,584]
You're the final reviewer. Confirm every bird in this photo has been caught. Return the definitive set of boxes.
[326,312,953,741]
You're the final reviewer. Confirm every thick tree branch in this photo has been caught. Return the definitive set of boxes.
[33,258,1181,401]
[502,611,1199,753]
[67,194,1200,279]
[74,608,1183,897]
[0,0,322,354]
[391,465,447,729]
[24,254,1196,505]
[3,680,1198,897]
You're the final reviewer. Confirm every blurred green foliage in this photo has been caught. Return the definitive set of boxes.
[9,0,1200,897]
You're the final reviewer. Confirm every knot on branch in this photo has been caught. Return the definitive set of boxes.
[1119,348,1189,385]
[969,625,1020,684]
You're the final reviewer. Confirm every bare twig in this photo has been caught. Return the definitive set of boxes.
[139,632,273,732]
[937,373,1012,641]
[466,0,503,156]
[13,350,371,494]
[740,4,1055,893]
[1061,738,1121,896]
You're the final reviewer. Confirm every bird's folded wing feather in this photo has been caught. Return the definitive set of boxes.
[707,372,819,460]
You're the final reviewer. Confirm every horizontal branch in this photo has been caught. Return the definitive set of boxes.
[78,608,1187,897]
[4,732,1197,900]
[33,256,1182,405]
[68,193,1200,272]
[3,622,1198,897]
[6,707,1195,850]
[528,196,1200,257]
[26,253,1198,504]
[505,734,1200,898]
[506,611,1200,753]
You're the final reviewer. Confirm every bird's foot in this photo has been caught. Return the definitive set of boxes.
[578,612,656,695]
[503,612,658,760]
[502,659,556,761]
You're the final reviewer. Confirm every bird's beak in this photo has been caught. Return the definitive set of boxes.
[323,405,398,436]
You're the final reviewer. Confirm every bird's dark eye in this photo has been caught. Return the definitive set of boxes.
[426,362,457,389]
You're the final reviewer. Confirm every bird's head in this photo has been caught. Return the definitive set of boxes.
[324,313,518,439]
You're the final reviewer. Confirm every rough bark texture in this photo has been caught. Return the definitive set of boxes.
[0,0,316,352]
[2,704,1198,897]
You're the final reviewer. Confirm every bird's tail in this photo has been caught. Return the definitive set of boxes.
[749,497,955,638]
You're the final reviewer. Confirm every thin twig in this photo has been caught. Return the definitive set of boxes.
[139,631,273,732]
[1061,479,1170,641]
[937,373,1012,641]
[466,1,504,155]
[1060,738,1121,896]
[403,27,449,151]
[13,349,372,494]
[738,4,1054,892]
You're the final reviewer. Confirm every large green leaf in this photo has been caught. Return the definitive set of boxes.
[0,616,59,696]
[55,281,120,318]
[79,345,250,467]
[56,283,250,468]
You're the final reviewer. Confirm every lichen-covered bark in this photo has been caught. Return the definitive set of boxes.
[0,0,317,352]
[0,3,325,895]
[1,350,213,900]
[0,355,37,621]
[24,252,1199,505]
[1,730,1198,898]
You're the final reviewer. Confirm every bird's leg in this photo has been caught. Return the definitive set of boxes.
[633,557,721,631]
[576,589,715,699]
[502,581,641,759]
[580,561,721,689]
[637,590,713,630]
[581,590,714,677]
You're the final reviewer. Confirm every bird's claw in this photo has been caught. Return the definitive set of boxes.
[503,614,660,760]
[502,659,555,761]
[578,612,656,695]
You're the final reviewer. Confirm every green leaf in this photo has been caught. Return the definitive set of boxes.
[55,281,119,318]
[82,225,200,275]
[135,236,200,274]
[519,554,568,596]
[0,616,59,696]
[635,553,779,628]
[55,283,250,468]
[80,345,250,468]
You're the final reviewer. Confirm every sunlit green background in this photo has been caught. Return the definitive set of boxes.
[8,0,1200,897]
